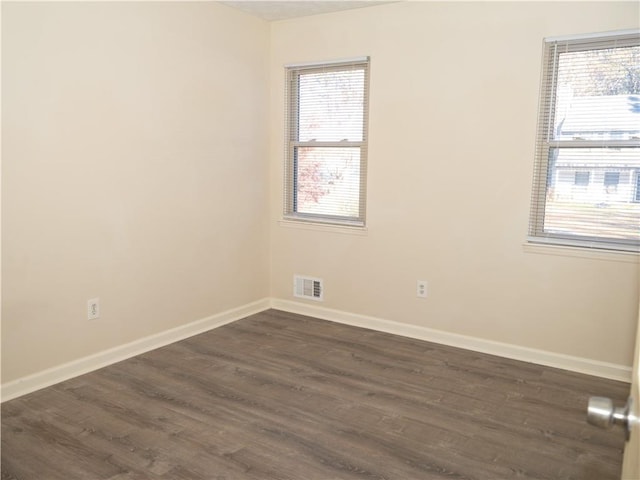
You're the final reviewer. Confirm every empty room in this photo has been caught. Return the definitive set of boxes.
[2,1,640,479]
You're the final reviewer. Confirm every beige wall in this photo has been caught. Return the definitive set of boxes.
[2,2,271,382]
[269,2,640,366]
[2,1,639,387]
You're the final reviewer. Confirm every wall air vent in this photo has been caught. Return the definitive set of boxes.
[293,275,323,301]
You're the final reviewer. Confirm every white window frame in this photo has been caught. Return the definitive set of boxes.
[283,57,370,227]
[528,30,640,253]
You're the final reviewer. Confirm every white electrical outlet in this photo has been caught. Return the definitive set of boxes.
[417,281,427,298]
[88,298,100,320]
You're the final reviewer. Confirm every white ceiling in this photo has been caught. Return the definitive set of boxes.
[220,1,393,21]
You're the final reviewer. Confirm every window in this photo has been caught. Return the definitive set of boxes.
[574,171,590,186]
[529,30,640,252]
[284,58,369,226]
[604,171,621,193]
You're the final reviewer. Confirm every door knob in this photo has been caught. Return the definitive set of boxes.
[587,396,633,440]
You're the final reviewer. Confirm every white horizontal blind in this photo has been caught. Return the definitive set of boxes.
[284,59,369,226]
[529,31,640,252]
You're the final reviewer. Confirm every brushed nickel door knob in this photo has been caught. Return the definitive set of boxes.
[588,396,633,440]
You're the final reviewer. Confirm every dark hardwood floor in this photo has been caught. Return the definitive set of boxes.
[1,309,630,479]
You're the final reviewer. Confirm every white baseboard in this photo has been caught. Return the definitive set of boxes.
[1,298,271,402]
[3,296,630,402]
[270,299,632,383]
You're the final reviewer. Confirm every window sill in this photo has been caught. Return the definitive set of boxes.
[523,241,639,263]
[278,219,368,236]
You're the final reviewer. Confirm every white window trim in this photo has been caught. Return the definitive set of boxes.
[283,57,370,228]
[522,241,639,264]
[278,219,369,236]
[528,29,640,255]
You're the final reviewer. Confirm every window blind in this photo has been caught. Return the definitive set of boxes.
[529,30,640,252]
[284,58,370,226]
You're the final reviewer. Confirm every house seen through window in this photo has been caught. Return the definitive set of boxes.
[529,30,640,252]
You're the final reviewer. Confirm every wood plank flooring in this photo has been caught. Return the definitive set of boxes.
[1,309,631,479]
